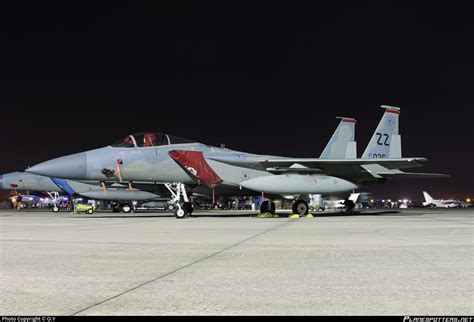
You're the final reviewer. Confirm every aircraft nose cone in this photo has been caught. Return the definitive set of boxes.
[0,174,3,189]
[27,152,87,179]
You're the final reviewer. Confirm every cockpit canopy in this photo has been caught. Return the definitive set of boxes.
[111,133,195,148]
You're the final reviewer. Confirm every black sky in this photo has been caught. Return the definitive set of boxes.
[0,1,473,200]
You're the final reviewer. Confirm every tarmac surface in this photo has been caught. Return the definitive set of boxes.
[0,208,473,315]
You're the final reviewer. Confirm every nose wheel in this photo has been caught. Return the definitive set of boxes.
[47,191,61,214]
[174,207,186,219]
[173,202,193,219]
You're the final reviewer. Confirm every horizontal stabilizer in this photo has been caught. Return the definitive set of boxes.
[257,157,428,170]
[374,172,451,179]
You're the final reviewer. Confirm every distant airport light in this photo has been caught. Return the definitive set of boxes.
[467,198,471,203]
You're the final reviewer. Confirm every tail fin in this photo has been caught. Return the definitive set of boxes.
[422,191,434,203]
[319,117,357,159]
[348,193,360,203]
[362,105,401,159]
[51,178,76,197]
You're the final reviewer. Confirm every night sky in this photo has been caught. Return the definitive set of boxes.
[1,2,473,200]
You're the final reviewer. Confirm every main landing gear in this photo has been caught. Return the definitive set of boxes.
[259,200,276,214]
[112,202,133,213]
[343,199,356,213]
[259,199,310,217]
[292,199,309,217]
[165,183,193,219]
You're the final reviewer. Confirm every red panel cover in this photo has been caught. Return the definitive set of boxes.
[169,150,223,188]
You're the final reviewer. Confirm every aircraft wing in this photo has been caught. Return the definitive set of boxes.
[208,156,435,179]
[209,156,428,168]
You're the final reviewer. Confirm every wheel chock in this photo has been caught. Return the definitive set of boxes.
[289,214,300,219]
[306,214,314,218]
[257,213,273,218]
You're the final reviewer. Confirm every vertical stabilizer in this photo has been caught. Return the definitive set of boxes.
[423,191,434,203]
[345,141,357,159]
[362,105,400,159]
[320,117,357,159]
[388,134,402,158]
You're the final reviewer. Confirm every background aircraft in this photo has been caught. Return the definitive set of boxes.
[0,172,160,213]
[26,106,447,218]
[422,191,471,208]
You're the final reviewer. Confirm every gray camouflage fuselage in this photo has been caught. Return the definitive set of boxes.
[27,142,359,196]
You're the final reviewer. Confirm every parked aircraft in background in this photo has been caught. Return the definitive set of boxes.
[422,191,471,208]
[0,172,160,213]
[26,106,448,218]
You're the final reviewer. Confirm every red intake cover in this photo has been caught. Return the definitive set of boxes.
[169,150,223,188]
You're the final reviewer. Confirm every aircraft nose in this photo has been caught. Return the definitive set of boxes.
[26,152,87,179]
[0,174,3,188]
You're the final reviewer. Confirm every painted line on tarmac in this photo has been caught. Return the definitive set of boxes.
[71,218,295,316]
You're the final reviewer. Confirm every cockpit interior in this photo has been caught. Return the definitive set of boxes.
[111,133,195,148]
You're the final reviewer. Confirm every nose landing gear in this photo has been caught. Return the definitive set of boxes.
[165,183,193,219]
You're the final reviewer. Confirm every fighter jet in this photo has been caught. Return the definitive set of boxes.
[4,116,356,215]
[422,191,471,208]
[0,171,161,213]
[26,106,448,218]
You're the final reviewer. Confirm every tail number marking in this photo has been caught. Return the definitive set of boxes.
[376,133,390,146]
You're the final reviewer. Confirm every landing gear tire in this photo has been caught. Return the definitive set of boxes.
[292,200,309,216]
[344,199,355,213]
[121,203,132,214]
[260,201,276,214]
[183,202,193,215]
[52,206,60,213]
[174,202,193,219]
[174,207,186,219]
[112,204,121,213]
